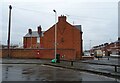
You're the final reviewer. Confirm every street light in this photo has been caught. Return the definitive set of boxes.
[53,9,57,62]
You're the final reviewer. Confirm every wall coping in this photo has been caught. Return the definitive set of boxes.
[2,48,75,50]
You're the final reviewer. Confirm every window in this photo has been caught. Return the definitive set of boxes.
[37,37,40,43]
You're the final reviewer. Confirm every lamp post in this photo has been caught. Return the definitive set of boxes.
[53,10,57,62]
[7,5,12,58]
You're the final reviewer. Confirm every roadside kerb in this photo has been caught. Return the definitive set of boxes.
[43,62,120,79]
[81,61,120,72]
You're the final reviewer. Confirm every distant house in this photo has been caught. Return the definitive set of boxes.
[23,15,83,60]
[91,37,120,56]
[23,26,44,48]
[110,38,120,55]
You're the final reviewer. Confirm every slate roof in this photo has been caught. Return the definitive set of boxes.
[113,40,120,43]
[24,25,82,37]
[24,31,45,37]
[74,25,82,32]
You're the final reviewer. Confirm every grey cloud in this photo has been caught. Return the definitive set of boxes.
[1,1,118,50]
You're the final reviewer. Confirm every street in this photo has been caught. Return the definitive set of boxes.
[2,63,120,82]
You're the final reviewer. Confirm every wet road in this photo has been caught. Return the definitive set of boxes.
[2,64,120,82]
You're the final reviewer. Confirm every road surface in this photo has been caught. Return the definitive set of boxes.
[2,63,120,82]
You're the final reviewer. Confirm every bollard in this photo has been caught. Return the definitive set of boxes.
[115,66,117,72]
[71,61,73,66]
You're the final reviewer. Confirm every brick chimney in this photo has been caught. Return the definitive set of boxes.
[28,29,32,34]
[58,15,67,22]
[37,25,42,36]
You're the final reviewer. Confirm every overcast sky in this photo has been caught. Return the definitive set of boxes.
[0,0,119,50]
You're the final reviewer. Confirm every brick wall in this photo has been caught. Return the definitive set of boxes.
[1,48,76,60]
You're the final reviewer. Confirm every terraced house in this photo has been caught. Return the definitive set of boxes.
[23,15,83,60]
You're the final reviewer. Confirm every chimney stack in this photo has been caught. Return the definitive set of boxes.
[28,29,32,34]
[38,25,42,36]
[58,15,67,22]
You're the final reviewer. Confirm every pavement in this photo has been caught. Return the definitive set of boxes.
[1,57,120,80]
[45,59,120,79]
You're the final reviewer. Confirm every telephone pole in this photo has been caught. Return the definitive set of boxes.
[7,5,12,58]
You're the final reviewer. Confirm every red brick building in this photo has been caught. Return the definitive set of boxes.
[23,25,44,48]
[23,15,83,60]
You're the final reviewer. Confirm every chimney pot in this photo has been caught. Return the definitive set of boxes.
[28,29,32,34]
[58,15,67,22]
[118,37,120,41]
[38,25,42,36]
